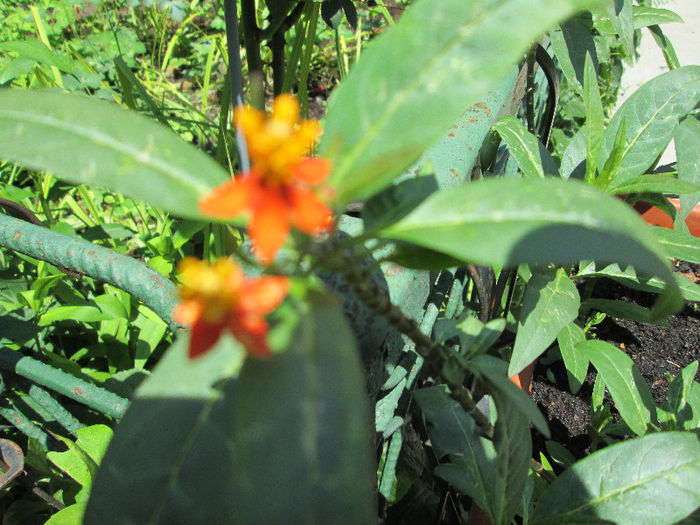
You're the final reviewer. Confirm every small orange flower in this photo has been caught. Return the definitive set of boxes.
[200,94,333,264]
[173,257,288,359]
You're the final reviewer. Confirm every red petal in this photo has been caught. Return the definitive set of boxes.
[199,174,256,218]
[290,186,333,234]
[229,313,271,358]
[249,189,291,264]
[237,276,289,314]
[189,318,226,359]
[294,157,331,185]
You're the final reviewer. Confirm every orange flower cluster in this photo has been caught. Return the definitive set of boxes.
[200,94,333,264]
[173,257,288,359]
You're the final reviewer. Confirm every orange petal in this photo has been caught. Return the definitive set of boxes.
[249,189,291,264]
[229,313,271,358]
[199,174,255,219]
[237,276,289,314]
[290,186,333,234]
[294,157,332,185]
[189,318,226,358]
[173,299,204,327]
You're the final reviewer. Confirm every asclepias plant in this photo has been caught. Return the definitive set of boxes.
[0,0,699,523]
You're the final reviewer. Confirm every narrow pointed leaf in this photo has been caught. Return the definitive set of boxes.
[319,0,606,204]
[533,432,700,525]
[414,386,495,512]
[493,116,546,178]
[0,90,229,219]
[490,389,532,525]
[557,322,588,394]
[549,17,598,93]
[676,116,700,221]
[510,269,579,376]
[578,340,656,436]
[584,52,604,183]
[470,354,549,436]
[598,66,700,185]
[382,177,682,319]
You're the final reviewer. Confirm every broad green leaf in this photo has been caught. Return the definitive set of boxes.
[319,0,605,204]
[584,53,604,183]
[85,292,374,524]
[382,178,682,318]
[510,268,579,376]
[606,174,700,195]
[470,354,549,436]
[598,66,700,185]
[0,90,229,219]
[533,432,700,524]
[557,322,588,394]
[665,361,699,421]
[414,385,495,513]
[676,117,700,222]
[578,340,656,436]
[652,227,700,264]
[84,334,245,523]
[492,116,546,178]
[549,16,598,92]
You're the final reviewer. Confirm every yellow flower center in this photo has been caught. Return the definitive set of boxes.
[234,94,320,185]
[178,257,243,323]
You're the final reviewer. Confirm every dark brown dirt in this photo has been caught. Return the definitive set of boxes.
[530,261,700,460]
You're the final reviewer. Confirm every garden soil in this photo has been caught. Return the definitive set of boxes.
[530,261,700,460]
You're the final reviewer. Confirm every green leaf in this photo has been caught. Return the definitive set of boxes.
[533,432,700,525]
[492,116,546,178]
[559,125,587,179]
[632,6,683,29]
[510,268,579,376]
[85,292,374,524]
[652,227,700,264]
[382,178,682,318]
[584,53,604,183]
[320,0,606,204]
[490,389,532,525]
[577,261,700,302]
[676,117,700,222]
[39,305,112,325]
[578,340,656,436]
[607,0,635,58]
[0,90,228,219]
[549,16,598,92]
[414,385,495,512]
[582,298,657,324]
[607,174,700,195]
[0,39,73,73]
[557,322,588,394]
[470,354,549,436]
[598,66,700,185]
[227,294,374,523]
[595,116,627,190]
